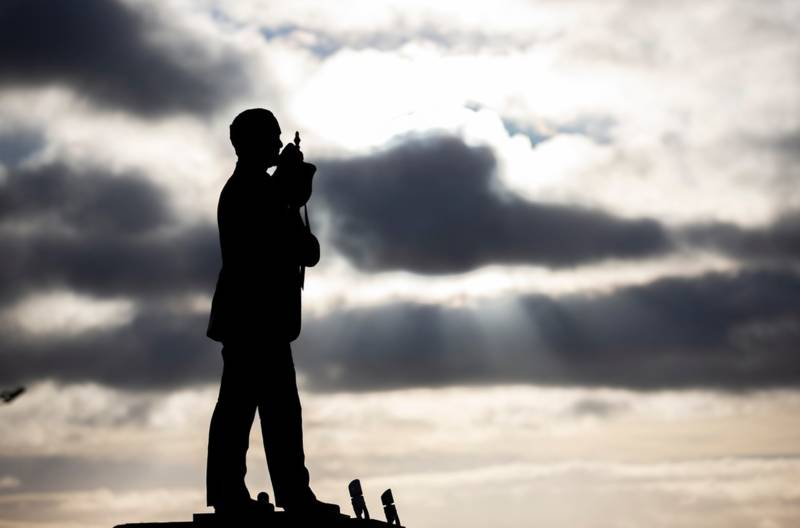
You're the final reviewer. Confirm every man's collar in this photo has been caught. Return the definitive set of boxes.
[234,159,268,176]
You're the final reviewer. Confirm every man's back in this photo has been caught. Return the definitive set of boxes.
[207,163,304,343]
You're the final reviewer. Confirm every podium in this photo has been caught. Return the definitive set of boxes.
[115,511,402,528]
[115,481,404,528]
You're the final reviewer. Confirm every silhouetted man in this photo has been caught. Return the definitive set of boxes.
[205,108,338,517]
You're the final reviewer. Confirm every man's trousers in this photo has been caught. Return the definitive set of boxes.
[206,340,313,507]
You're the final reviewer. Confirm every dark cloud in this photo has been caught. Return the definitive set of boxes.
[4,268,798,392]
[0,163,219,303]
[0,162,221,389]
[315,135,671,273]
[772,129,800,155]
[0,129,43,167]
[1,305,218,391]
[294,268,800,391]
[0,0,247,115]
[0,225,219,303]
[2,143,798,395]
[0,163,172,235]
[683,213,800,265]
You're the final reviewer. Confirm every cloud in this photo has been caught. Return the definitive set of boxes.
[0,476,20,490]
[684,212,800,266]
[295,268,800,391]
[0,0,247,115]
[2,380,799,528]
[0,151,797,394]
[0,305,217,390]
[258,21,556,59]
[0,455,194,494]
[5,268,797,392]
[0,486,203,528]
[0,129,42,168]
[0,225,218,305]
[0,163,172,235]
[500,113,617,146]
[0,291,135,337]
[316,135,672,273]
[0,163,219,304]
[0,2,797,528]
[568,398,628,418]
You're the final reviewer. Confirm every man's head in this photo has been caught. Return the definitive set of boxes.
[230,108,282,168]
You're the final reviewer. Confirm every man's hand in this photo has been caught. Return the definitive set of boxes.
[278,143,304,168]
[272,144,315,208]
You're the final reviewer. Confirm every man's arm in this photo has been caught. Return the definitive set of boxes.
[288,208,320,267]
[272,143,315,208]
[271,142,320,267]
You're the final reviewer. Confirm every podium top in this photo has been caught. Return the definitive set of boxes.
[114,510,405,528]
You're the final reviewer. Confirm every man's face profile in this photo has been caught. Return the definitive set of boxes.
[265,127,283,168]
[230,108,283,169]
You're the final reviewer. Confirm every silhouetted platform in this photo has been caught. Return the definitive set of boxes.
[115,511,404,528]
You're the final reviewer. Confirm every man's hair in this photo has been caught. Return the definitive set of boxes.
[229,108,279,156]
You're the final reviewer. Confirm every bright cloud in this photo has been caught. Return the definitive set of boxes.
[0,291,135,337]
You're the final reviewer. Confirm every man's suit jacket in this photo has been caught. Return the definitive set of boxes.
[207,161,319,344]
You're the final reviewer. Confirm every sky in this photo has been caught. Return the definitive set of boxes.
[0,0,798,527]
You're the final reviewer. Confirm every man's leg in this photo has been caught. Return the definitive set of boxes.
[206,344,258,507]
[257,342,313,507]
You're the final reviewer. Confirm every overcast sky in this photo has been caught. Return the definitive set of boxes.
[0,1,798,527]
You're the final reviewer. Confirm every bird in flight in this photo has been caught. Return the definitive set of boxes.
[1,387,25,404]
